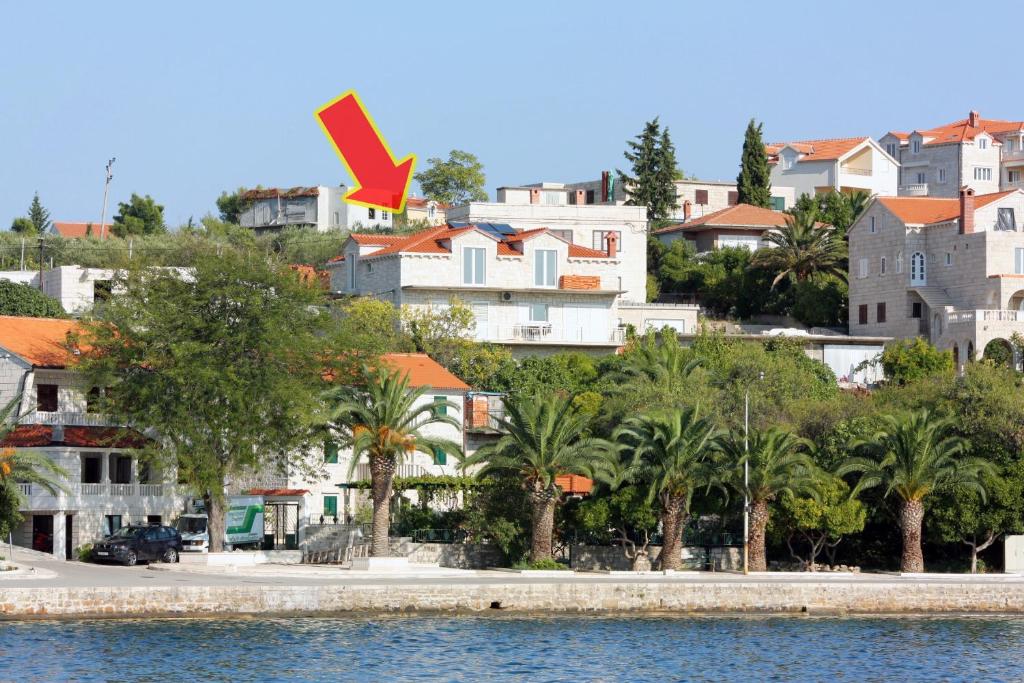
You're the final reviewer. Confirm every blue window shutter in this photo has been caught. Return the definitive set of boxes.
[433,396,447,416]
[432,447,447,466]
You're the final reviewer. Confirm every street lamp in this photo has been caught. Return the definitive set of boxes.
[743,371,764,575]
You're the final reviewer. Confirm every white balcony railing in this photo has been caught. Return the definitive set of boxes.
[947,309,1024,325]
[841,167,872,176]
[19,482,167,498]
[354,462,434,481]
[20,411,115,427]
[490,325,625,345]
[80,483,105,495]
[899,184,929,196]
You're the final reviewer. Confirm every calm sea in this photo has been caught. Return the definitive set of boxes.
[0,614,1021,681]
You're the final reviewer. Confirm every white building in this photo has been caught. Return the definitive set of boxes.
[880,110,1024,199]
[0,316,180,560]
[766,137,899,198]
[238,186,393,233]
[654,203,791,253]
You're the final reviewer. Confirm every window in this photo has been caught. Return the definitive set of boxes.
[858,258,868,279]
[542,191,562,205]
[912,139,921,154]
[869,216,876,233]
[323,495,338,520]
[912,302,923,319]
[1010,170,1022,184]
[368,208,376,219]
[534,249,557,287]
[885,143,898,157]
[550,229,573,243]
[1009,139,1017,153]
[381,211,389,220]
[111,455,132,484]
[333,211,340,226]
[81,454,102,483]
[147,515,163,526]
[103,515,123,537]
[36,384,58,412]
[727,191,739,206]
[1016,248,1024,275]
[915,172,926,184]
[432,396,447,417]
[858,304,868,325]
[529,303,549,322]
[349,260,356,290]
[427,205,436,220]
[877,302,887,323]
[324,440,339,464]
[945,252,952,266]
[592,230,622,253]
[695,189,709,205]
[974,167,993,181]
[366,262,373,274]
[86,387,102,413]
[938,168,946,183]
[463,247,485,285]
[585,189,595,204]
[978,138,988,149]
[771,196,785,211]
[896,251,904,274]
[880,256,887,275]
[432,446,447,466]
[997,208,1016,231]
[911,252,926,284]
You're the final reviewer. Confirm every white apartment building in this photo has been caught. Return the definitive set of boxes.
[880,110,1024,199]
[848,187,1024,370]
[238,186,393,233]
[0,316,180,560]
[766,137,899,198]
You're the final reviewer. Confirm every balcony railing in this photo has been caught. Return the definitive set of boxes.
[947,309,1024,325]
[354,462,435,481]
[841,167,873,176]
[17,482,166,498]
[490,325,625,345]
[899,184,929,196]
[20,411,115,427]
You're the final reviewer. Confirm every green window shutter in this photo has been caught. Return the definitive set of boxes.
[323,495,338,518]
[324,440,339,464]
[433,396,447,417]
[432,447,447,466]
[771,196,785,211]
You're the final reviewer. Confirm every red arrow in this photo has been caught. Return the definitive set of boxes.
[315,91,415,213]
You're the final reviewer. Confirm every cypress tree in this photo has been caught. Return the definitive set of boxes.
[618,118,680,223]
[27,192,51,233]
[736,119,773,208]
[654,127,680,222]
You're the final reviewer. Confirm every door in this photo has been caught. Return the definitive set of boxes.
[910,252,926,286]
[65,515,74,560]
[471,302,489,341]
[32,515,54,554]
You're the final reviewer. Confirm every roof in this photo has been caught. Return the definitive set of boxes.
[0,425,150,449]
[240,187,320,200]
[380,353,470,392]
[876,190,1016,225]
[655,204,789,235]
[405,197,449,210]
[0,316,81,367]
[50,222,114,239]
[896,111,1024,147]
[766,137,870,162]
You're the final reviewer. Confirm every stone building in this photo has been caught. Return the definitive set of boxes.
[848,187,1024,369]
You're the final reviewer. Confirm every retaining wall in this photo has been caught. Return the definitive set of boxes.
[570,545,741,571]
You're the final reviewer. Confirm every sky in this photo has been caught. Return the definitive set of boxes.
[2,0,1022,227]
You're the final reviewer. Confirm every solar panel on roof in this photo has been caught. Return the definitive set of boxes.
[490,223,517,236]
[448,221,470,228]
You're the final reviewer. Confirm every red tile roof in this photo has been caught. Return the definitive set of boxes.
[893,112,1024,148]
[877,190,1016,225]
[51,222,114,239]
[405,197,450,210]
[655,204,789,235]
[380,353,469,392]
[0,424,150,449]
[0,316,82,367]
[766,137,869,162]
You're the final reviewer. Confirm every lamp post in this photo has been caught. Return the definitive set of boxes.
[743,371,764,575]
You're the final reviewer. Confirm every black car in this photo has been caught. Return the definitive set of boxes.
[91,524,183,566]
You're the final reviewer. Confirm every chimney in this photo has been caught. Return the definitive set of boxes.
[606,231,618,258]
[960,186,976,234]
[600,171,609,204]
[969,110,980,127]
[683,200,692,222]
[575,189,585,205]
[529,188,540,204]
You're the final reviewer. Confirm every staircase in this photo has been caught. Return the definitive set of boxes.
[910,285,956,311]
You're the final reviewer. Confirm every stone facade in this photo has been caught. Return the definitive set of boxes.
[569,544,741,571]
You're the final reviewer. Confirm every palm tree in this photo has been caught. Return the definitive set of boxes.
[721,427,819,572]
[613,332,701,395]
[846,190,870,226]
[463,393,612,563]
[616,407,724,570]
[754,209,847,288]
[324,369,462,557]
[839,409,994,572]
[0,397,68,537]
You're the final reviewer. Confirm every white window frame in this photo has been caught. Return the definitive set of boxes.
[592,230,622,254]
[858,258,868,279]
[912,139,921,154]
[463,247,486,285]
[978,137,988,150]
[528,303,549,322]
[896,251,904,274]
[937,168,946,184]
[911,252,926,285]
[1016,248,1024,275]
[974,167,993,181]
[916,172,926,184]
[534,249,557,287]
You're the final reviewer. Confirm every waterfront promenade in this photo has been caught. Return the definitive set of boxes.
[4,550,1024,619]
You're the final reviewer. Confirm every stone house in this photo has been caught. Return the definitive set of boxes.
[766,137,899,199]
[880,110,1024,199]
[848,187,1024,369]
[0,316,180,560]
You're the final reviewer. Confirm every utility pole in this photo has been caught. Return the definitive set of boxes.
[37,236,44,291]
[99,157,115,239]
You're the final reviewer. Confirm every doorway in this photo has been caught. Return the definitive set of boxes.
[65,515,74,560]
[32,515,54,554]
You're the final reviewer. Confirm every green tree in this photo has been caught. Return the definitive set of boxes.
[10,217,36,235]
[216,188,248,223]
[76,249,330,551]
[880,338,954,386]
[618,118,679,222]
[791,276,848,328]
[840,409,995,572]
[27,193,52,234]
[335,298,413,355]
[0,280,66,318]
[112,194,167,236]
[721,427,819,572]
[775,476,865,570]
[753,210,847,288]
[570,484,658,570]
[463,393,612,562]
[613,332,700,397]
[413,150,488,205]
[616,407,724,570]
[736,119,772,208]
[325,368,463,557]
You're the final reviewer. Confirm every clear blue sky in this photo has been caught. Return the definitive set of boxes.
[2,0,1019,227]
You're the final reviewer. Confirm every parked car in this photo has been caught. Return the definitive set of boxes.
[91,524,183,566]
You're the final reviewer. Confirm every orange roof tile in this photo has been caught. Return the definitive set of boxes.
[568,243,610,258]
[51,222,114,239]
[405,197,450,210]
[877,190,1016,225]
[766,137,869,162]
[0,316,81,367]
[0,424,149,449]
[655,204,789,235]
[381,353,469,391]
[908,112,1024,147]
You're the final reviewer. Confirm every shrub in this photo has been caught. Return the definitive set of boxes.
[76,543,93,562]
[0,280,66,318]
[880,338,953,385]
[512,558,567,570]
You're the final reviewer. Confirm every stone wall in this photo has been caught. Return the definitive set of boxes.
[5,579,1024,618]
[405,543,504,569]
[569,545,740,572]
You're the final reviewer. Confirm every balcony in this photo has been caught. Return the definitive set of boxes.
[947,309,1024,325]
[899,184,929,196]
[16,481,171,511]
[490,324,625,345]
[21,411,115,427]
[840,166,872,176]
